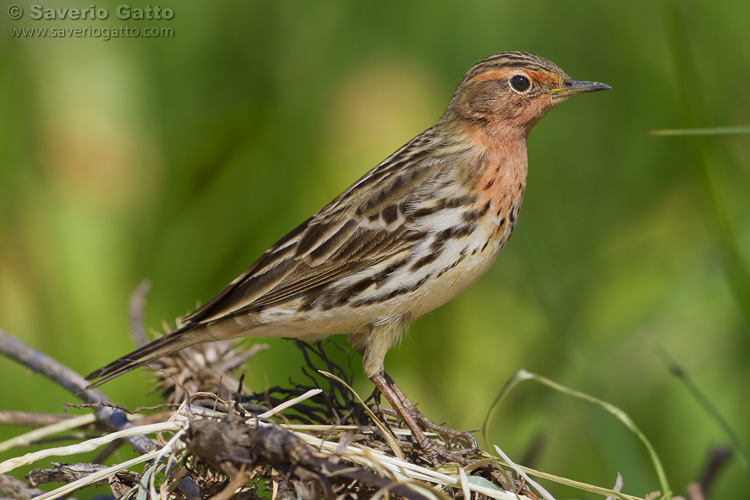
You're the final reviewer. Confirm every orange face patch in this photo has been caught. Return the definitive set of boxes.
[524,69,561,86]
[470,68,561,88]
[469,68,514,84]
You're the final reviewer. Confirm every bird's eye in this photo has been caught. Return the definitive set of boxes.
[509,74,532,93]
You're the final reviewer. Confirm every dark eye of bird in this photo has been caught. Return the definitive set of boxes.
[509,74,531,93]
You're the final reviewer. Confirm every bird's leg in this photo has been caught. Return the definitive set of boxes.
[382,371,479,446]
[369,371,479,465]
[353,323,478,465]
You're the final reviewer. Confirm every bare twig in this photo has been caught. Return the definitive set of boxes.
[63,402,179,415]
[27,463,109,488]
[0,411,92,429]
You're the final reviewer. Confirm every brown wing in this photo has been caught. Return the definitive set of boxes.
[182,143,445,325]
[86,196,423,387]
[184,221,414,324]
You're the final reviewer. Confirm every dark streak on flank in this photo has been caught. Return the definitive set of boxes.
[430,223,476,252]
[436,252,469,278]
[450,223,476,239]
[479,200,491,216]
[443,194,478,209]
[410,205,439,219]
[410,248,443,271]
[371,257,412,287]
[430,228,453,251]
[351,273,434,307]
[339,256,412,302]
[462,201,490,224]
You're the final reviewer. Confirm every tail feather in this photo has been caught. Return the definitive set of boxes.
[85,323,207,388]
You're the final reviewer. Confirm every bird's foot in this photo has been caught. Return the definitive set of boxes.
[370,372,480,466]
[413,411,479,451]
[419,436,478,467]
[396,399,479,466]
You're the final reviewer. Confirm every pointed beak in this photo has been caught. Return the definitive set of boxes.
[550,79,611,98]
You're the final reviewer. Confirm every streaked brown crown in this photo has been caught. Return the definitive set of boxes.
[457,52,568,85]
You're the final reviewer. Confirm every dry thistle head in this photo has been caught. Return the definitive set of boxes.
[147,337,267,405]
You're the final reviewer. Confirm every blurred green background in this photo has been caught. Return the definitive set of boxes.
[1,0,749,498]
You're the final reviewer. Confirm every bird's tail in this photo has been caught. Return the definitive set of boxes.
[85,322,209,389]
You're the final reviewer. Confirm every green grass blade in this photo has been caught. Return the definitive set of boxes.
[651,339,750,472]
[484,370,671,500]
[649,127,750,136]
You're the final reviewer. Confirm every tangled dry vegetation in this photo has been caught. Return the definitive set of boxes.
[0,286,651,500]
[0,336,540,500]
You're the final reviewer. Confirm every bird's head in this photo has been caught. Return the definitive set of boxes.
[444,52,610,137]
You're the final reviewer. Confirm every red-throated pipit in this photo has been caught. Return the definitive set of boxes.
[87,52,609,464]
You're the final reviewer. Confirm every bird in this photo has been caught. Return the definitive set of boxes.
[87,52,609,463]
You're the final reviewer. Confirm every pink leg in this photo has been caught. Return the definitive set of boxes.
[369,371,478,465]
